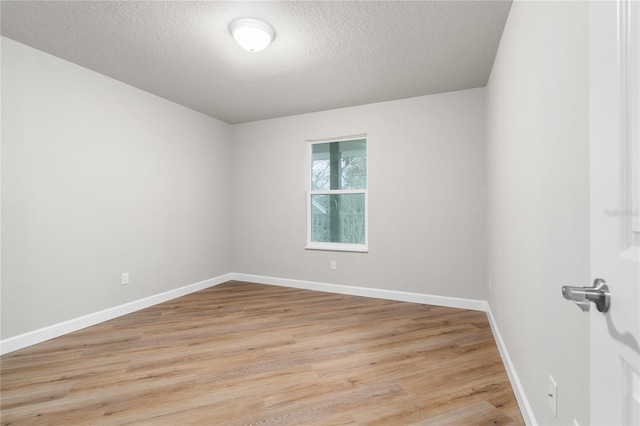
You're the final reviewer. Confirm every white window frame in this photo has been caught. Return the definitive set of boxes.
[305,134,368,253]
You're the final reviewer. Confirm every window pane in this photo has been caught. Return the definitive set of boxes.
[310,193,365,244]
[311,139,366,191]
[310,157,330,191]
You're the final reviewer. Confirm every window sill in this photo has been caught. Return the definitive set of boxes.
[305,243,368,253]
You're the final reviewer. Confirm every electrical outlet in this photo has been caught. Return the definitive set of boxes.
[548,375,558,418]
[122,272,129,285]
[330,260,337,270]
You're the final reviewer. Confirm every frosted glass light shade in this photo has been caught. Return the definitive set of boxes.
[229,18,275,52]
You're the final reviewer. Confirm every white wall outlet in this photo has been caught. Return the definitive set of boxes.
[122,272,129,285]
[330,260,337,270]
[548,374,558,418]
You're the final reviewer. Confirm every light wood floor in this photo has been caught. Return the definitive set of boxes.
[1,281,524,425]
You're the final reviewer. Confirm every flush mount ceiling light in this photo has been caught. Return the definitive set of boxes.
[229,18,275,52]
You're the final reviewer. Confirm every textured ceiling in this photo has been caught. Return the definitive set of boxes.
[1,1,512,124]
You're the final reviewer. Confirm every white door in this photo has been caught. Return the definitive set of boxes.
[590,0,640,424]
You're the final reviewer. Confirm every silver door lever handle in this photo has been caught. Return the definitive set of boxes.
[562,278,610,313]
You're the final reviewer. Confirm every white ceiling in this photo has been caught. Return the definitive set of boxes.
[1,1,512,124]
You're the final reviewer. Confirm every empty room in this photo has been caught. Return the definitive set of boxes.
[1,1,639,425]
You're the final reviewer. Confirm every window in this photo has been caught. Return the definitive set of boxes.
[306,136,367,252]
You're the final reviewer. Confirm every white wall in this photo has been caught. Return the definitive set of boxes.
[486,1,590,425]
[0,5,594,423]
[1,37,232,339]
[231,88,487,300]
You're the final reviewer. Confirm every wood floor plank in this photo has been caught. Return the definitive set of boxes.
[1,281,524,425]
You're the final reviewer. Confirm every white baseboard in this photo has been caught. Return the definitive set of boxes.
[486,305,537,425]
[231,273,488,312]
[0,273,232,355]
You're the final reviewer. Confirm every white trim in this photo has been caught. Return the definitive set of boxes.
[231,272,487,312]
[310,189,366,195]
[0,273,232,355]
[306,133,367,144]
[486,305,537,426]
[305,242,369,253]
